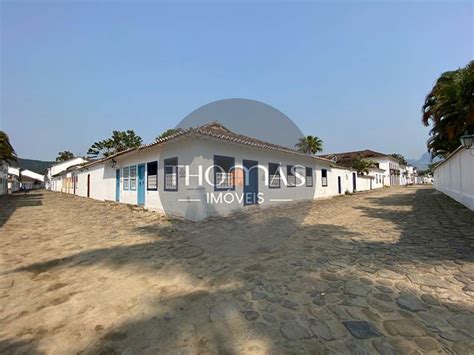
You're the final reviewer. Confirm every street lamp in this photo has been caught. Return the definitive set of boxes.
[460,134,474,149]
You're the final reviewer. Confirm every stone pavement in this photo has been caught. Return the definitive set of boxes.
[0,186,473,354]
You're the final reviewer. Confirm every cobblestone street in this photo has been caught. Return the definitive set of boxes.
[1,186,473,354]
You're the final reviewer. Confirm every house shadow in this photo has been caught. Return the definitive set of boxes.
[0,191,43,228]
[4,187,474,353]
[351,187,474,263]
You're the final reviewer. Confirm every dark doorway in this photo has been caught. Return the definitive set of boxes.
[87,174,90,198]
[338,176,342,194]
[352,172,357,192]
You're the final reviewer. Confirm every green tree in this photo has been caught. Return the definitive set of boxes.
[155,128,184,141]
[422,60,474,158]
[295,135,323,155]
[391,153,407,166]
[55,150,74,162]
[0,131,17,163]
[87,130,143,159]
[352,157,377,175]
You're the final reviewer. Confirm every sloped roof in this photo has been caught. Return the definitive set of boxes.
[318,149,397,168]
[82,122,334,168]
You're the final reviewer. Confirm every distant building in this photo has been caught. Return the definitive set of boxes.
[7,166,21,193]
[319,150,405,187]
[7,167,44,191]
[46,157,88,191]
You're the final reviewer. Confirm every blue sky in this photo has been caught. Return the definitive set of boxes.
[1,1,472,161]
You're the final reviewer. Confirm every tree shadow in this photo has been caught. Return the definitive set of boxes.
[352,187,474,263]
[0,337,45,354]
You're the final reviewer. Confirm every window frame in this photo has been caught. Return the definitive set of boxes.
[213,155,235,191]
[305,167,313,187]
[321,169,328,187]
[164,157,178,192]
[287,165,296,187]
[123,166,130,191]
[129,165,137,191]
[147,161,158,191]
[268,163,281,189]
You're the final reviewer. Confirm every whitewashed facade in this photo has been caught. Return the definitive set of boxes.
[370,156,402,186]
[48,157,88,192]
[19,169,45,190]
[433,147,474,211]
[53,124,389,221]
[7,166,20,193]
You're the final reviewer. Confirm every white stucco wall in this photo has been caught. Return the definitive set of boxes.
[56,136,389,221]
[76,164,116,201]
[110,136,343,220]
[433,148,474,211]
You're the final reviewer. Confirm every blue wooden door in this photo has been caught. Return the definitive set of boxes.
[115,169,120,201]
[137,164,145,206]
[243,160,258,206]
[352,172,357,192]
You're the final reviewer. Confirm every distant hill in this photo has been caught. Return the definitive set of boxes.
[407,152,440,171]
[12,158,55,175]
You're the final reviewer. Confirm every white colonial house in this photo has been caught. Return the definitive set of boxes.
[47,157,88,191]
[319,150,409,187]
[7,167,44,191]
[404,165,417,185]
[49,123,388,221]
[7,166,21,193]
[433,146,474,211]
[20,169,45,189]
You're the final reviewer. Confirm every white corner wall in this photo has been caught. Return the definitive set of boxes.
[433,148,474,211]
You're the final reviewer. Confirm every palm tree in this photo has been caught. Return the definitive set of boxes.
[352,157,377,175]
[295,135,323,155]
[422,60,474,158]
[56,151,74,162]
[0,131,17,163]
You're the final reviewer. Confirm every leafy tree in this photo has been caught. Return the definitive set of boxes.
[422,60,474,158]
[155,128,184,141]
[0,131,17,163]
[391,153,407,166]
[56,150,74,162]
[295,135,323,155]
[352,157,377,175]
[87,130,143,159]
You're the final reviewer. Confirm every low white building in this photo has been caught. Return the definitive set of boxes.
[320,150,406,187]
[47,157,88,191]
[7,166,21,193]
[20,169,45,190]
[7,167,44,191]
[50,123,390,221]
[405,165,417,184]
[433,146,474,211]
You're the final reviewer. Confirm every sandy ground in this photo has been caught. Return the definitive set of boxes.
[0,186,473,354]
